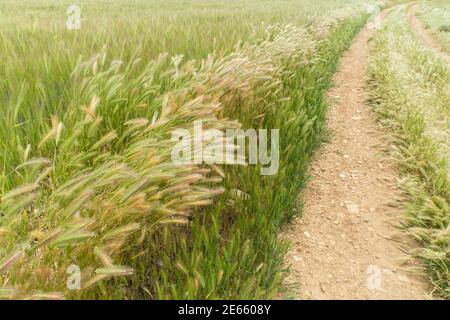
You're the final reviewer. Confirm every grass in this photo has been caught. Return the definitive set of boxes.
[143,14,370,300]
[0,0,378,299]
[368,5,450,298]
[0,0,373,190]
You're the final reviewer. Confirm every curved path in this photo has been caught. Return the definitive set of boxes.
[407,3,450,61]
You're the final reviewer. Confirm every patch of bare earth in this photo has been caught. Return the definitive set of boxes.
[282,18,430,299]
[407,3,450,61]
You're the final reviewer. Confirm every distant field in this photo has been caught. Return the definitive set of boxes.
[0,0,365,59]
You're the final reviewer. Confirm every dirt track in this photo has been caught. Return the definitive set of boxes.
[283,12,430,300]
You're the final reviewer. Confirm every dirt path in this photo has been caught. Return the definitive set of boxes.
[283,15,430,300]
[407,3,450,61]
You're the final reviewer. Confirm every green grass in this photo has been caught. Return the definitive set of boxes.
[0,0,373,190]
[368,5,450,298]
[140,15,370,300]
[0,0,377,299]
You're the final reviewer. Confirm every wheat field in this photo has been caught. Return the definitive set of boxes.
[0,0,448,300]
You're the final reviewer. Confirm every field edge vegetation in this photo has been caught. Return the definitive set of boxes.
[368,6,449,298]
[146,14,371,300]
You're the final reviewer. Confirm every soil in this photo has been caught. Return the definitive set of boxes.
[282,13,431,300]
